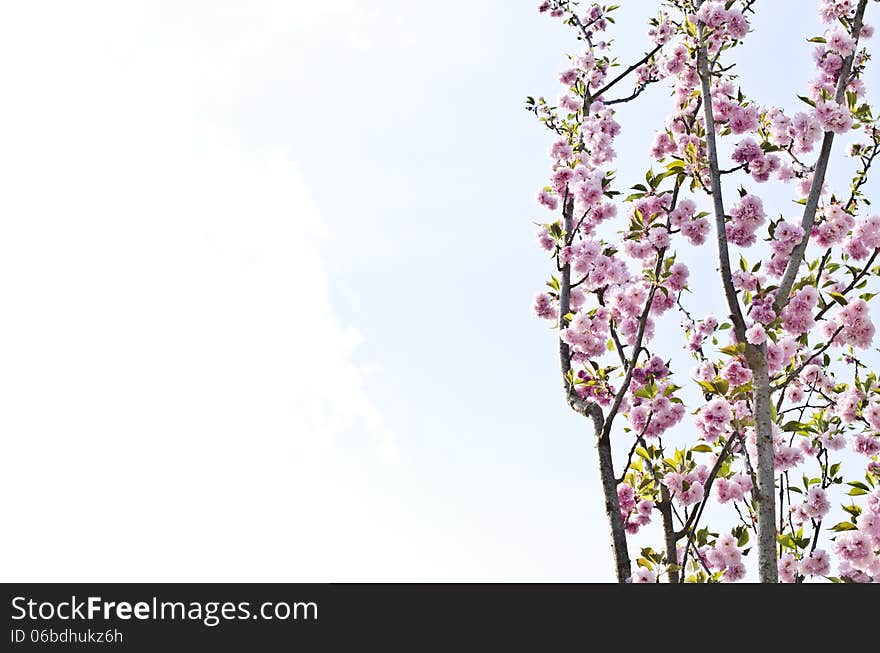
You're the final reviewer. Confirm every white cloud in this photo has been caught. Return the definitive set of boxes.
[0,1,405,580]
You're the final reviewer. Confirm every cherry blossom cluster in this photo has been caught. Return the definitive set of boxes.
[530,0,880,583]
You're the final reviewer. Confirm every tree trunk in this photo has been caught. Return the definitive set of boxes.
[745,347,779,582]
[592,408,632,583]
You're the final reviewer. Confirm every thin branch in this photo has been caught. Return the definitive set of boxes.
[696,25,748,340]
[773,0,869,314]
[591,44,664,100]
[815,248,880,321]
[675,436,737,538]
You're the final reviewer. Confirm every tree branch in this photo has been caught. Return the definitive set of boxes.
[773,0,869,314]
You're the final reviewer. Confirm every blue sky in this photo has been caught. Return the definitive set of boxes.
[0,1,875,581]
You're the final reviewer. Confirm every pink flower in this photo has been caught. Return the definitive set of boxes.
[725,10,749,40]
[818,0,853,24]
[820,431,848,450]
[681,217,710,246]
[559,94,583,113]
[723,562,747,582]
[715,477,744,504]
[856,511,880,543]
[733,473,753,494]
[780,286,818,336]
[728,105,759,135]
[697,1,730,29]
[750,295,776,325]
[721,360,752,386]
[826,28,857,57]
[617,484,636,512]
[533,293,557,320]
[745,323,766,345]
[680,481,705,507]
[651,132,676,160]
[629,567,656,583]
[791,112,823,153]
[863,403,880,431]
[648,16,675,45]
[803,487,831,519]
[726,194,766,247]
[833,299,875,349]
[799,550,830,577]
[775,445,804,472]
[666,262,690,292]
[778,553,799,583]
[815,100,854,134]
[536,225,555,251]
[732,138,763,165]
[834,531,874,564]
[538,189,558,210]
[854,434,880,457]
[559,69,579,86]
[696,398,733,442]
[845,215,880,260]
[550,139,574,161]
[648,226,671,250]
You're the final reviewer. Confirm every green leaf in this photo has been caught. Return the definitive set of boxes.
[830,521,858,532]
[797,95,817,108]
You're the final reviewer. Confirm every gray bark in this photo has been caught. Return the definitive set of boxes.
[696,11,774,579]
[773,0,870,314]
[558,194,631,583]
[744,348,778,582]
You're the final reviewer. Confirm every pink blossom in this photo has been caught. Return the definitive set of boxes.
[804,487,831,519]
[854,434,880,457]
[816,100,854,134]
[681,217,710,245]
[780,286,818,335]
[533,293,557,320]
[834,531,874,565]
[745,323,766,345]
[715,477,744,504]
[826,28,857,57]
[778,553,799,583]
[750,295,776,324]
[648,16,674,45]
[799,550,831,577]
[666,262,690,292]
[725,10,749,40]
[721,360,752,386]
[791,112,823,153]
[629,567,656,583]
[833,299,875,349]
[818,0,853,24]
[845,215,880,260]
[559,68,579,86]
[536,225,555,251]
[538,189,558,211]
[696,398,733,442]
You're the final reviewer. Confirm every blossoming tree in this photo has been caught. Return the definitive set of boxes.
[529,0,880,582]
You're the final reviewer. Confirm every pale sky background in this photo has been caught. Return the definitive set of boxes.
[0,1,876,581]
